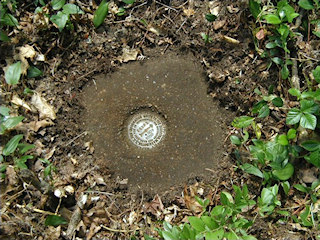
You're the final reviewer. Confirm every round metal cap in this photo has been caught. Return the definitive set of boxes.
[127,111,166,149]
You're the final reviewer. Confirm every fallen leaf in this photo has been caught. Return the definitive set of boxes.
[184,185,202,214]
[16,119,54,132]
[44,146,56,159]
[300,168,318,184]
[256,29,265,40]
[118,46,139,63]
[6,165,18,186]
[84,141,94,154]
[87,222,101,240]
[17,45,36,75]
[222,35,240,44]
[183,7,195,17]
[143,194,164,218]
[127,211,137,225]
[31,93,56,120]
[19,45,36,59]
[11,95,34,112]
[46,226,61,240]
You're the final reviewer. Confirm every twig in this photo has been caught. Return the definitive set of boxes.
[176,18,187,33]
[77,67,101,81]
[155,0,179,12]
[84,190,114,196]
[65,131,87,147]
[129,1,148,17]
[301,53,320,62]
[100,225,140,233]
[291,59,300,89]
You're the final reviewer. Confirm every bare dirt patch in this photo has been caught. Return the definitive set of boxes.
[81,52,231,192]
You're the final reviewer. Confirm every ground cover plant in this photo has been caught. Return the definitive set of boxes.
[1,0,320,239]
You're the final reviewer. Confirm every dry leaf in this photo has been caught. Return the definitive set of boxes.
[44,146,56,159]
[6,165,18,186]
[46,226,61,240]
[184,185,202,214]
[84,141,95,154]
[127,211,137,225]
[256,29,265,40]
[11,95,34,112]
[31,93,56,120]
[17,45,37,75]
[87,222,101,240]
[27,119,54,132]
[222,35,240,44]
[19,45,36,59]
[183,7,195,17]
[118,46,139,63]
[143,194,164,218]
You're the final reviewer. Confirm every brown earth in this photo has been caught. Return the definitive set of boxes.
[81,52,231,192]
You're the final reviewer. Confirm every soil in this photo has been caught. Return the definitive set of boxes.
[1,0,318,239]
[81,52,231,192]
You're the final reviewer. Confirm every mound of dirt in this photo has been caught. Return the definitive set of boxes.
[81,52,232,192]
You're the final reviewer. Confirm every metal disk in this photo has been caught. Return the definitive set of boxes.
[127,111,166,149]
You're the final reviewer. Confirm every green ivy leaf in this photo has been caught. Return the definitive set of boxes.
[1,13,19,27]
[27,66,43,78]
[266,42,277,49]
[258,104,270,118]
[0,106,10,116]
[272,97,283,107]
[205,14,217,22]
[241,163,264,178]
[45,215,67,227]
[272,163,294,180]
[281,65,289,79]
[312,66,320,83]
[301,140,320,151]
[288,88,301,98]
[271,57,283,65]
[220,192,234,206]
[287,129,296,140]
[188,216,205,232]
[232,116,255,128]
[5,62,22,85]
[264,14,282,24]
[294,184,309,193]
[93,0,109,28]
[286,108,302,125]
[300,100,318,113]
[2,116,24,131]
[0,31,10,42]
[162,231,175,240]
[305,150,320,168]
[300,113,317,130]
[3,135,24,156]
[281,181,290,195]
[249,0,261,19]
[298,0,315,10]
[122,0,135,4]
[62,4,84,15]
[14,155,33,169]
[205,229,224,240]
[230,135,241,145]
[278,134,288,146]
[18,143,35,154]
[201,216,218,230]
[51,0,65,10]
[50,11,68,31]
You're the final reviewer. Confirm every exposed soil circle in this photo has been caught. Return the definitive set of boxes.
[126,109,166,149]
[81,52,231,192]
